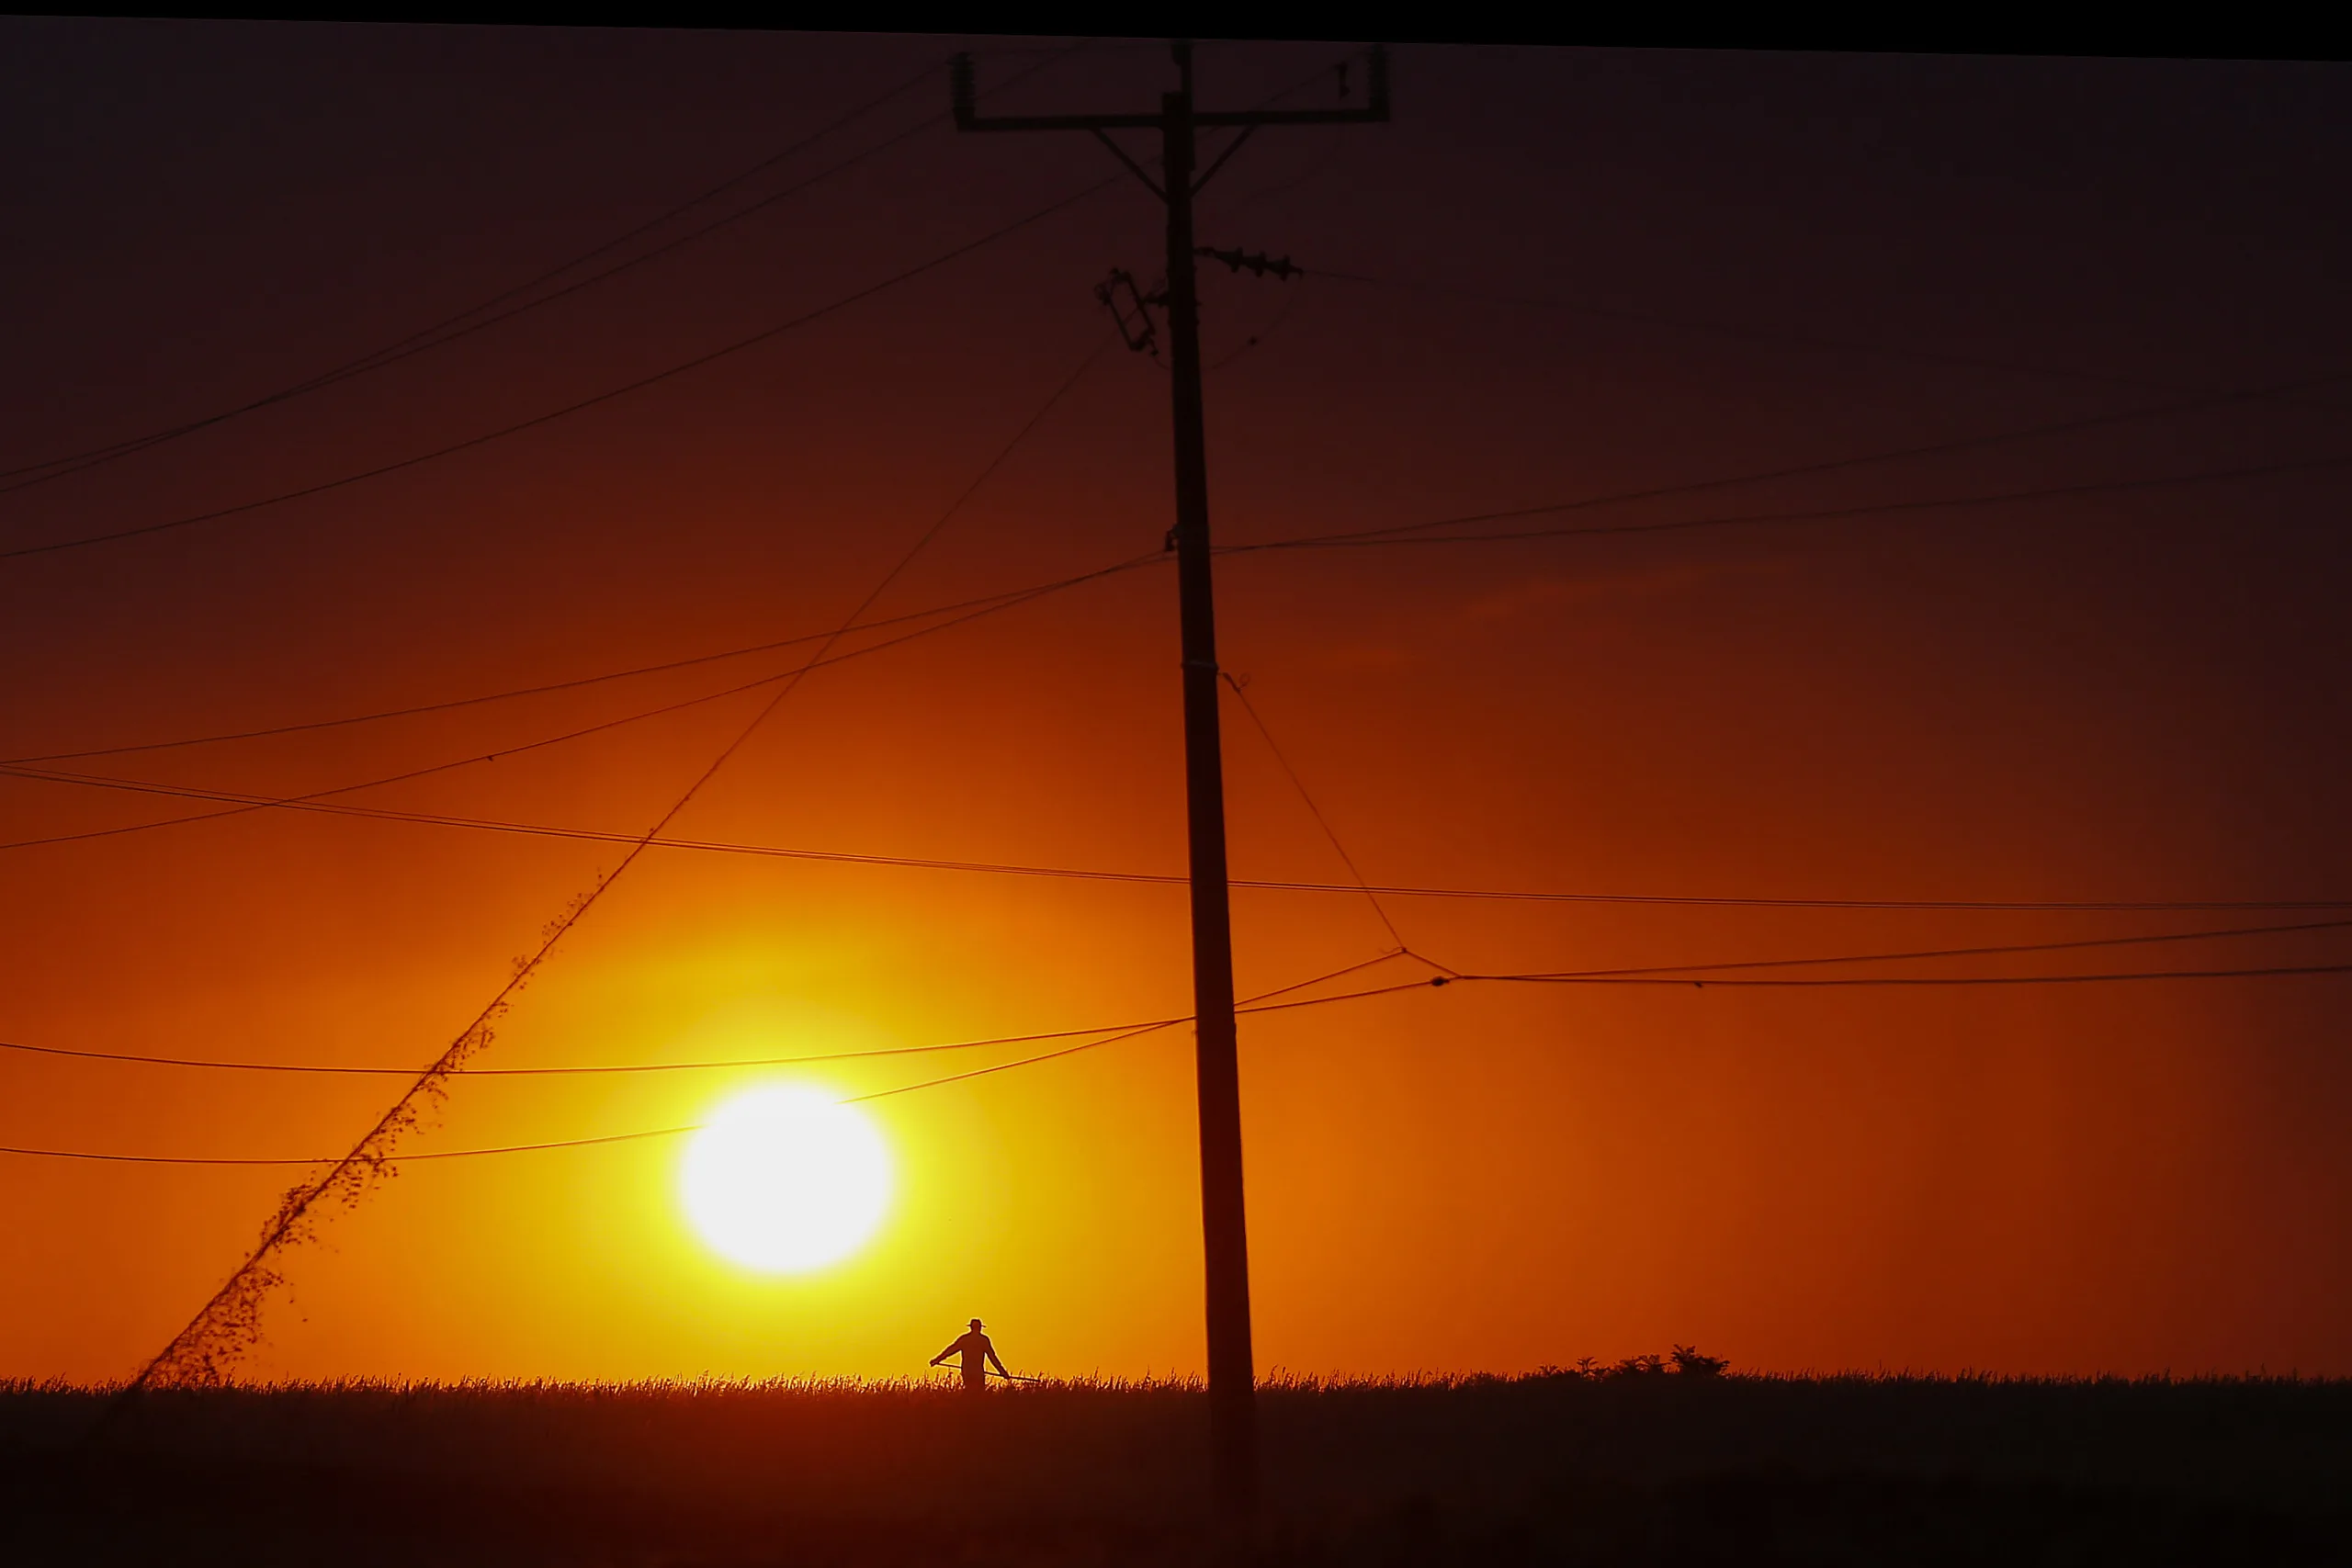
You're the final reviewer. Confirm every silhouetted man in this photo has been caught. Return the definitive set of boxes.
[931,1317,1008,1392]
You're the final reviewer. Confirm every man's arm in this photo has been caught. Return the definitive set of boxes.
[930,1343,959,1366]
[987,1344,1010,1376]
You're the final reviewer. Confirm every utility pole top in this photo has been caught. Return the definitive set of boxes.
[949,43,1389,136]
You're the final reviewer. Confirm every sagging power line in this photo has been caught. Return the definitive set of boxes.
[1314,268,2213,394]
[0,558,1160,768]
[15,145,2346,567]
[10,955,2351,1168]
[1230,449,2352,554]
[9,913,2350,1079]
[0,546,1153,855]
[11,429,2343,774]
[0,46,1105,500]
[4,175,1121,562]
[4,957,1425,1165]
[1221,671,1411,955]
[12,757,2347,914]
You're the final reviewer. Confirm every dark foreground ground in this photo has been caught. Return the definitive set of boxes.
[4,1373,2347,1565]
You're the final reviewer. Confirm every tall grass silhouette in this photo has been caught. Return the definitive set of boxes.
[17,1367,2348,1563]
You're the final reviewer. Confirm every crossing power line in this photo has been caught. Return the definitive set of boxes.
[0,956,1422,1165]
[1513,918,2352,977]
[1312,267,2222,394]
[8,956,2351,1168]
[11,74,2341,568]
[48,59,2244,512]
[0,65,932,491]
[10,761,2346,914]
[1229,449,2352,555]
[0,45,1101,498]
[1220,671,1411,955]
[5,122,2339,573]
[1468,963,2352,988]
[0,1020,1182,1077]
[3,175,1122,562]
[0,555,1148,853]
[9,434,2340,773]
[6,914,2348,1079]
[21,313,2336,569]
[0,556,1165,769]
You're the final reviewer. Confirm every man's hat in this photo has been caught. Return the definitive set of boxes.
[969,1318,984,1329]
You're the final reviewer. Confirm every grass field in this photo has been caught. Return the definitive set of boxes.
[5,1371,2347,1564]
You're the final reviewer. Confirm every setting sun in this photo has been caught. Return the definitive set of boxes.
[680,1085,893,1273]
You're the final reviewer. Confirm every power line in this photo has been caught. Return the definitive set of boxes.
[0,604,1032,847]
[0,55,962,496]
[1218,370,2352,557]
[1510,916,2352,978]
[13,956,2352,1168]
[0,45,1339,567]
[0,555,1164,769]
[837,1016,1187,1106]
[10,138,2324,570]
[0,1017,1182,1077]
[8,919,2343,1078]
[0,46,1106,501]
[1219,671,1409,954]
[10,763,2348,917]
[1314,268,2210,394]
[0,551,1152,853]
[16,441,2337,769]
[1471,963,2352,988]
[1227,450,2352,556]
[1306,887,2352,915]
[4,175,1121,563]
[0,957,1419,1165]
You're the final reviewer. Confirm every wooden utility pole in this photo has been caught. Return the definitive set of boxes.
[954,39,1390,1517]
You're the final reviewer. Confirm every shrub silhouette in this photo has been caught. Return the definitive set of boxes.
[1672,1345,1730,1377]
[1536,1349,1731,1379]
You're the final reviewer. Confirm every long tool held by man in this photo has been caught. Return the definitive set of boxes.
[931,1317,1011,1392]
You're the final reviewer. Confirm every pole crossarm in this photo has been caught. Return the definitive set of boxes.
[956,111,1169,131]
[958,107,1388,130]
[951,46,1390,141]
[1193,107,1390,127]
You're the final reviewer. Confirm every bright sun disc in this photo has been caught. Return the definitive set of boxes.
[681,1086,892,1273]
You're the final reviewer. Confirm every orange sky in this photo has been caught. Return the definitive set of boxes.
[4,26,2350,1384]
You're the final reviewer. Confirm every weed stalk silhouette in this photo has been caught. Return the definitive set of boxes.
[94,881,607,1419]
